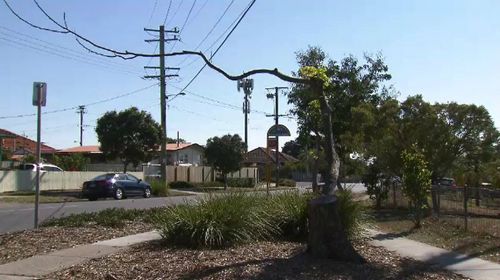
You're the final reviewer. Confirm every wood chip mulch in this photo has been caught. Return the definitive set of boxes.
[0,222,154,265]
[47,239,469,280]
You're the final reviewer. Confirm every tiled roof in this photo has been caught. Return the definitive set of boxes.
[165,143,203,151]
[0,128,57,153]
[58,145,102,154]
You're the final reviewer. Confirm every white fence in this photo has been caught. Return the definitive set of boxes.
[0,166,258,193]
[0,171,143,193]
[144,165,258,183]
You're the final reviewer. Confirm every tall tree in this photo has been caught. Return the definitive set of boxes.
[205,134,246,189]
[288,46,392,192]
[96,107,161,172]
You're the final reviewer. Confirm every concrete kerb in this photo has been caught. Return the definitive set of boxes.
[0,231,162,279]
[366,229,500,280]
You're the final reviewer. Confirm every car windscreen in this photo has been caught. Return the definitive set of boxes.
[91,174,115,181]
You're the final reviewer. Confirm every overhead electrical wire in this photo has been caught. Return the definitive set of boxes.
[175,0,256,95]
[0,84,158,120]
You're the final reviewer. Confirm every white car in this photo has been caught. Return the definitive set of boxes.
[18,163,64,172]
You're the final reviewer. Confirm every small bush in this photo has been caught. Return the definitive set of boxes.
[153,192,278,248]
[226,178,255,188]
[194,181,224,188]
[279,179,296,188]
[168,181,195,189]
[151,180,170,196]
[265,191,312,241]
[336,189,365,239]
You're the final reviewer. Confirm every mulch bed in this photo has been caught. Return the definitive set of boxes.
[47,239,468,280]
[0,222,154,265]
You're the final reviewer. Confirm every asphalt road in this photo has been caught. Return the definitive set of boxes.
[0,195,199,234]
[0,182,366,234]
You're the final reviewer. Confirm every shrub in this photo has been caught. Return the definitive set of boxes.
[265,191,312,241]
[153,192,278,248]
[226,178,255,188]
[336,189,366,240]
[168,181,195,189]
[194,181,224,188]
[279,178,296,188]
[151,180,169,196]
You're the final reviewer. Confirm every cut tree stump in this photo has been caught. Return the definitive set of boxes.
[307,195,365,263]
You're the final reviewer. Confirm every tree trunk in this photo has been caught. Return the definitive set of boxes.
[308,195,365,263]
[223,173,228,190]
[318,88,339,195]
[123,161,128,173]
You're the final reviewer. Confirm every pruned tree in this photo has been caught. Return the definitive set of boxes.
[205,134,246,190]
[96,107,161,172]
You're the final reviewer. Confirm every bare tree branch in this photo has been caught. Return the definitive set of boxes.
[3,0,67,33]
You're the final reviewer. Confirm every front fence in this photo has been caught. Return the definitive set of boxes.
[0,166,259,193]
[382,185,500,236]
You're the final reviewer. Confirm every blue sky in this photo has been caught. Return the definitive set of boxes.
[1,0,499,151]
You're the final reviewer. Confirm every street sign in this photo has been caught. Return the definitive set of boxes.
[267,137,277,149]
[267,124,291,137]
[32,82,47,106]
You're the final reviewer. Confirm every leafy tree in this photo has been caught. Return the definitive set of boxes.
[288,46,392,192]
[95,107,161,173]
[363,160,388,209]
[205,134,246,189]
[52,154,89,171]
[282,140,302,158]
[1,148,12,161]
[401,146,432,228]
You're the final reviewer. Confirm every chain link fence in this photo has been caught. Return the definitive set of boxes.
[383,185,500,236]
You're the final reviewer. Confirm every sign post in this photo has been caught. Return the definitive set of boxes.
[33,82,46,229]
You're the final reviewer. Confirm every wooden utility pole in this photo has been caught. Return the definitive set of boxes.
[77,105,86,146]
[144,25,179,184]
[266,86,288,186]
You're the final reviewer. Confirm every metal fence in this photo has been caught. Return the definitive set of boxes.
[383,185,500,236]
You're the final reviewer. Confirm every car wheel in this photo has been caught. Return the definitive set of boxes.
[114,188,124,200]
[143,187,152,198]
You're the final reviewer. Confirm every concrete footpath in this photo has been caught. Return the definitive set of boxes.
[0,231,162,279]
[367,229,500,280]
[1,228,499,279]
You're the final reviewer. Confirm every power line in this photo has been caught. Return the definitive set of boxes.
[175,0,256,95]
[0,26,140,72]
[0,84,158,120]
[165,0,183,27]
[175,0,235,67]
[0,35,142,76]
[168,0,197,52]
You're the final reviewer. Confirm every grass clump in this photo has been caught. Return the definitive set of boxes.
[153,192,278,248]
[151,179,169,196]
[336,189,366,239]
[266,191,312,241]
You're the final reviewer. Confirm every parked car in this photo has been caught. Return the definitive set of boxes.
[82,173,151,201]
[434,177,457,188]
[18,163,64,172]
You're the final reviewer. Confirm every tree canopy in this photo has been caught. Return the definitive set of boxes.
[205,134,246,189]
[95,107,161,172]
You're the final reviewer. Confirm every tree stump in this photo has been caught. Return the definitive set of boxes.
[307,195,365,263]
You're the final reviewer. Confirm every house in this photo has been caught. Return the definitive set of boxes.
[243,147,299,167]
[56,145,105,163]
[0,128,57,161]
[165,143,205,166]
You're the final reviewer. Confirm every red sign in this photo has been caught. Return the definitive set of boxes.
[267,137,277,149]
